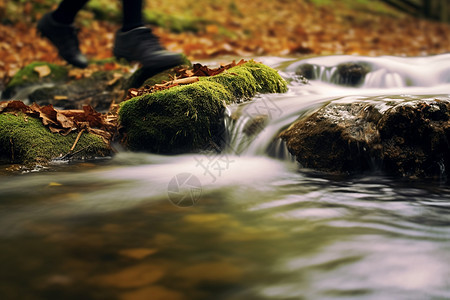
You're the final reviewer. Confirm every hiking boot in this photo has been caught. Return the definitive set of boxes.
[37,13,88,68]
[113,27,183,71]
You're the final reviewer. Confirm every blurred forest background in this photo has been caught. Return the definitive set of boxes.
[0,0,449,88]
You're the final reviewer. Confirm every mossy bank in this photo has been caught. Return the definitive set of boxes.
[0,113,111,165]
[119,61,287,153]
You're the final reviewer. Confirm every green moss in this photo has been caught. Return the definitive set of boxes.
[202,67,258,100]
[0,113,111,164]
[203,62,288,98]
[119,61,287,153]
[143,10,210,33]
[86,0,121,22]
[119,80,233,152]
[243,62,288,93]
[4,62,68,98]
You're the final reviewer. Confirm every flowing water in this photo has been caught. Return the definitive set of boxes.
[1,55,450,300]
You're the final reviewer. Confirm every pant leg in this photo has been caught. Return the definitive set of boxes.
[52,0,144,31]
[122,0,144,31]
[52,0,90,24]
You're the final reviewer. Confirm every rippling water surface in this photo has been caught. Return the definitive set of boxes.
[1,55,450,299]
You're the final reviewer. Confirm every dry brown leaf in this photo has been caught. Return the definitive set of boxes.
[33,65,51,78]
[1,100,117,142]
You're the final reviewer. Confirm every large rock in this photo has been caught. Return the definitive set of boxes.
[280,97,450,178]
[119,61,288,153]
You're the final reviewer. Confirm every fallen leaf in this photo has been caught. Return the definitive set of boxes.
[53,95,68,100]
[33,65,51,78]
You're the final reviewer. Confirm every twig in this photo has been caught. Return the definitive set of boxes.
[59,145,91,161]
[70,129,85,152]
[57,129,86,161]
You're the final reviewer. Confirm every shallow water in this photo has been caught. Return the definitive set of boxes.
[1,55,450,300]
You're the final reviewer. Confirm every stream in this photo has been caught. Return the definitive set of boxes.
[1,55,450,300]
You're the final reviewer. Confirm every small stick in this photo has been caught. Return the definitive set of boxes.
[70,129,85,152]
[59,144,91,161]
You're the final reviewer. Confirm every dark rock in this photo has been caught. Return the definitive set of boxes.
[29,71,125,112]
[295,63,316,80]
[280,97,450,178]
[243,115,269,137]
[332,62,370,86]
[295,62,370,86]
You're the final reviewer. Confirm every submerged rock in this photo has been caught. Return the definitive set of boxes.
[295,63,316,80]
[119,61,288,153]
[333,62,370,86]
[295,62,370,86]
[280,97,450,178]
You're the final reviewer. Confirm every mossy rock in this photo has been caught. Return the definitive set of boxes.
[3,62,68,99]
[119,61,287,153]
[0,113,111,165]
[206,61,288,98]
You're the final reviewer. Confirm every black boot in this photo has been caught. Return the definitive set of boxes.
[113,27,183,71]
[37,13,88,68]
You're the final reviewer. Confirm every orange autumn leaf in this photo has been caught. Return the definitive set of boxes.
[33,64,51,78]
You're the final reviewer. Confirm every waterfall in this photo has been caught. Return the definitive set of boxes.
[223,54,450,160]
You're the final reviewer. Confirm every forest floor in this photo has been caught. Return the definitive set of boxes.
[1,0,450,89]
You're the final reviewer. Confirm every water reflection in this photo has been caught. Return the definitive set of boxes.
[1,154,449,299]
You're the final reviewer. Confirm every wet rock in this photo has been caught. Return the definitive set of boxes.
[295,62,370,86]
[280,97,450,178]
[243,115,268,137]
[28,71,125,112]
[332,62,370,86]
[295,63,316,80]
